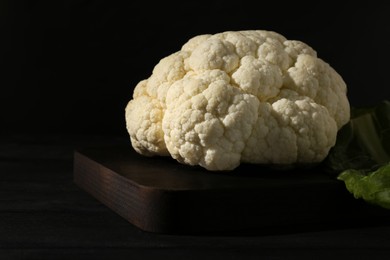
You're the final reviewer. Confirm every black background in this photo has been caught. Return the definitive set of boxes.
[2,1,390,135]
[2,3,390,258]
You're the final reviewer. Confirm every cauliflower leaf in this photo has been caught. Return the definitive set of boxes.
[325,100,390,209]
[337,163,390,209]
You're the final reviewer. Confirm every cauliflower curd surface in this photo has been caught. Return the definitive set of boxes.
[125,30,350,171]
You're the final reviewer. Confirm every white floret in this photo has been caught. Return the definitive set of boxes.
[125,30,350,171]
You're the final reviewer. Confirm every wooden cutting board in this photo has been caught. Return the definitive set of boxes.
[73,146,390,235]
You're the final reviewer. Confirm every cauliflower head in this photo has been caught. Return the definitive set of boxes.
[125,30,350,171]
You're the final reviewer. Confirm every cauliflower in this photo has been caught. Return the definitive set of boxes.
[125,30,350,171]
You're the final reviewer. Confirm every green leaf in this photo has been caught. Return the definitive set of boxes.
[337,163,390,209]
[323,100,390,209]
[324,100,390,174]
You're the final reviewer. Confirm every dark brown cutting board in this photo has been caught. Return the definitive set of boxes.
[73,146,390,235]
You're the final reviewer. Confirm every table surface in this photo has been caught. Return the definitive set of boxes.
[1,134,390,259]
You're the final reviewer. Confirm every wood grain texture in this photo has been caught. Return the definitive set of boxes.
[74,146,390,235]
[2,135,390,259]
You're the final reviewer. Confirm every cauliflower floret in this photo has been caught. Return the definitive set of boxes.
[163,70,259,170]
[125,30,350,171]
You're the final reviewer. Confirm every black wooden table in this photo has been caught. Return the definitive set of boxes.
[1,135,390,259]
